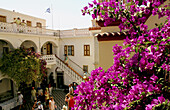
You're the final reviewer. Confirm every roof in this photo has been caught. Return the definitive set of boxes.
[95,31,128,41]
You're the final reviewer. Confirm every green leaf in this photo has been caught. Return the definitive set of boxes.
[135,46,139,53]
[101,10,105,15]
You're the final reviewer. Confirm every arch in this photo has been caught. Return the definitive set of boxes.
[41,41,58,55]
[41,40,58,48]
[20,40,38,52]
[0,76,17,86]
[0,78,16,102]
[0,39,14,49]
[0,39,14,58]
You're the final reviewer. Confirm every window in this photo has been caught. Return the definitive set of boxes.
[84,45,90,56]
[26,21,32,26]
[83,65,88,73]
[36,22,42,28]
[0,15,6,22]
[64,45,74,56]
[3,47,9,54]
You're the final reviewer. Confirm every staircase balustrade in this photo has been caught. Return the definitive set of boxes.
[55,55,84,82]
[41,55,84,83]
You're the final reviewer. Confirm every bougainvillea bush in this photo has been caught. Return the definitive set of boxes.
[74,0,170,109]
[0,48,47,87]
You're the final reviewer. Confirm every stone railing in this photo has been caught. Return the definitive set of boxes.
[40,55,56,65]
[0,22,59,36]
[60,28,91,37]
[0,22,91,37]
[55,55,84,83]
[41,55,84,83]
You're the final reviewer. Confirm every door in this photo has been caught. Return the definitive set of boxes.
[57,72,64,89]
[47,43,53,55]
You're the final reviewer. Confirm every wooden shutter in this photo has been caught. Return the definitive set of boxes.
[64,45,67,55]
[36,22,42,28]
[87,45,90,56]
[47,43,50,55]
[84,45,90,56]
[0,15,6,22]
[71,45,74,56]
[27,21,32,26]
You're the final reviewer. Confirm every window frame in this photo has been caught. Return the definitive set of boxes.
[36,22,42,28]
[26,20,32,27]
[0,15,6,22]
[84,45,90,56]
[64,45,74,56]
[83,65,88,73]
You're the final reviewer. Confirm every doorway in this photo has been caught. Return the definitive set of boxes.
[57,72,64,89]
[47,43,52,55]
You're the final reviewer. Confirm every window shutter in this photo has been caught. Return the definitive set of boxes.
[84,45,90,56]
[71,45,74,56]
[64,45,67,55]
[87,45,90,56]
[84,45,86,56]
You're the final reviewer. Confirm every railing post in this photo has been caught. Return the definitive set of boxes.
[73,28,76,36]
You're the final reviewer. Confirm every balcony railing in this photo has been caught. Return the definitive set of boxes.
[0,22,59,36]
[41,55,84,83]
[60,28,91,37]
[40,55,56,65]
[0,22,91,37]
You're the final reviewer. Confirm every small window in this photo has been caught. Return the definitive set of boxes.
[64,45,74,56]
[36,22,42,28]
[26,21,32,26]
[83,65,88,73]
[84,45,90,56]
[0,15,6,22]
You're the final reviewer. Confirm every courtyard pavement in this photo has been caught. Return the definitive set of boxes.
[11,89,67,110]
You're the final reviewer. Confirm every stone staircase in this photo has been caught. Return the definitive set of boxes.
[41,55,85,84]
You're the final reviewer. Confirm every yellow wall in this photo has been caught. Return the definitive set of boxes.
[145,0,169,30]
[99,40,124,70]
[101,26,120,33]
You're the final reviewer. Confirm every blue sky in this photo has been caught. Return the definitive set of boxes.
[0,0,93,30]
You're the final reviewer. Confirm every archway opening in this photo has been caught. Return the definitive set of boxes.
[0,40,14,58]
[20,40,37,52]
[41,41,57,55]
[0,78,15,103]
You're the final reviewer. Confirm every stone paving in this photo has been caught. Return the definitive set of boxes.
[52,90,67,110]
[11,89,67,110]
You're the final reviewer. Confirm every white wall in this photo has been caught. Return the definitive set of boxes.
[0,78,11,94]
[0,32,59,53]
[59,35,96,75]
[0,8,46,28]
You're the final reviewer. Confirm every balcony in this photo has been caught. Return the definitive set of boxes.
[0,22,92,38]
[40,55,56,65]
[60,28,91,38]
[0,22,59,37]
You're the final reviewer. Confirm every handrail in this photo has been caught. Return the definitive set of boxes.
[69,58,90,75]
[55,54,84,80]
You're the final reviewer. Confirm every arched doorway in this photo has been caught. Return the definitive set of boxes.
[0,78,15,103]
[20,40,37,52]
[41,41,57,55]
[0,40,14,58]
[56,71,64,89]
